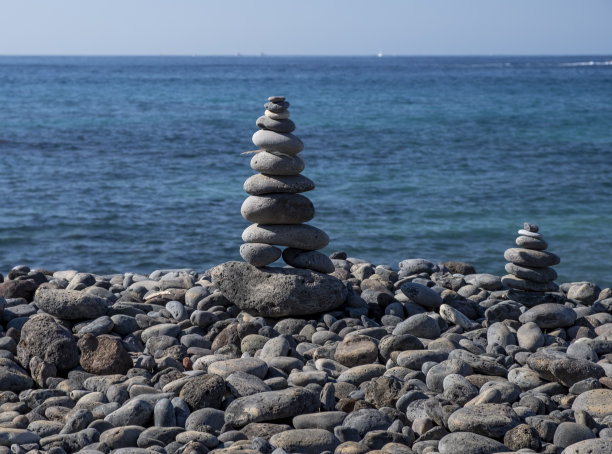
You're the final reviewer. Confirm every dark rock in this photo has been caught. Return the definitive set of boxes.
[78,334,133,375]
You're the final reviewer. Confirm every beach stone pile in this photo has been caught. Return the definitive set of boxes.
[502,223,561,294]
[240,96,333,275]
[1,257,612,454]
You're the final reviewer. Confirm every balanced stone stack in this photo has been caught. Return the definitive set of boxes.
[239,96,334,274]
[502,222,561,292]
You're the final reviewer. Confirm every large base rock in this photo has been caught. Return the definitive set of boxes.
[211,261,347,317]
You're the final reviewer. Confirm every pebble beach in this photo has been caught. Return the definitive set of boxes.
[1,252,612,454]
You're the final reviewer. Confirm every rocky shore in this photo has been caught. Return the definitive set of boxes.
[1,255,612,454]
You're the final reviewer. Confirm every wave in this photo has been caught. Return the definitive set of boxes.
[560,60,612,67]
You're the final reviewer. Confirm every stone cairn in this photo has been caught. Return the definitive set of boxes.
[239,96,334,274]
[501,222,561,293]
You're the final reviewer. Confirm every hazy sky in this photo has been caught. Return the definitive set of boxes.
[1,0,611,55]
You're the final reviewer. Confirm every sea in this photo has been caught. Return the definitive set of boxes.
[1,56,611,287]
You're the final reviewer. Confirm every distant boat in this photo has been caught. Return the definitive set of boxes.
[377,51,383,58]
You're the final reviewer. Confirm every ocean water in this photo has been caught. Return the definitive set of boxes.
[1,56,611,287]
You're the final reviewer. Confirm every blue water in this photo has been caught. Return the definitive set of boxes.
[1,56,611,286]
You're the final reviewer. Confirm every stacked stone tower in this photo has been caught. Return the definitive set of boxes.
[239,96,334,274]
[502,223,560,292]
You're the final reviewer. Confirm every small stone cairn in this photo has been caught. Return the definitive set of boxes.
[501,222,561,293]
[239,96,334,274]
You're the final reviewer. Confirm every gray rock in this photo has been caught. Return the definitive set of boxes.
[396,350,448,370]
[252,130,304,155]
[527,349,605,387]
[486,322,516,347]
[504,248,560,268]
[99,426,145,449]
[553,422,595,448]
[571,388,612,418]
[398,259,436,275]
[0,358,34,392]
[0,428,40,447]
[226,371,271,397]
[562,438,612,454]
[224,388,319,428]
[400,282,442,308]
[448,349,508,377]
[426,358,473,393]
[256,115,296,133]
[179,374,225,410]
[60,408,93,434]
[392,313,440,339]
[264,100,289,112]
[154,398,176,427]
[250,152,305,176]
[208,358,268,379]
[464,273,503,291]
[189,310,218,329]
[16,314,79,373]
[282,248,335,273]
[78,333,133,375]
[501,275,558,292]
[439,303,477,330]
[244,173,313,195]
[105,399,154,427]
[242,224,329,250]
[438,431,509,454]
[185,407,225,432]
[269,429,339,454]
[343,409,392,438]
[78,316,114,336]
[515,235,548,250]
[516,322,545,352]
[447,403,520,438]
[165,301,187,321]
[292,412,347,431]
[518,303,577,328]
[334,335,378,368]
[240,243,282,267]
[241,193,314,224]
[34,288,108,320]
[211,261,346,317]
[505,263,557,283]
[442,373,478,405]
[567,282,600,305]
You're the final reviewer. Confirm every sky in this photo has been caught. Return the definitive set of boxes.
[0,0,611,56]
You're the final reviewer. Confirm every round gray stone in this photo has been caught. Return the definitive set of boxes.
[256,116,295,133]
[553,422,595,448]
[282,248,334,273]
[438,432,509,454]
[208,358,268,379]
[562,438,612,454]
[447,403,520,438]
[504,248,560,268]
[269,428,339,454]
[211,261,347,317]
[252,130,303,155]
[241,193,314,224]
[400,282,442,308]
[250,151,304,176]
[240,243,282,267]
[392,313,440,339]
[244,173,314,195]
[242,224,329,250]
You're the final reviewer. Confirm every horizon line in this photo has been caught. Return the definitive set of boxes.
[1,53,611,58]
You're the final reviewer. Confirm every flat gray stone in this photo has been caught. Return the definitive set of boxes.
[527,349,605,387]
[515,235,548,250]
[241,193,314,224]
[269,428,339,454]
[242,223,329,250]
[225,388,319,428]
[562,438,612,454]
[0,428,40,447]
[282,248,334,273]
[448,404,521,438]
[501,275,558,292]
[518,229,542,238]
[211,261,346,317]
[240,243,281,267]
[438,432,510,454]
[250,151,305,175]
[396,350,448,370]
[505,262,557,282]
[504,248,560,268]
[208,358,268,379]
[0,358,34,392]
[400,282,442,308]
[34,288,108,320]
[571,388,612,418]
[105,399,153,427]
[518,303,576,328]
[392,313,440,339]
[256,115,295,133]
[252,130,304,155]
[244,173,314,195]
[464,273,503,291]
